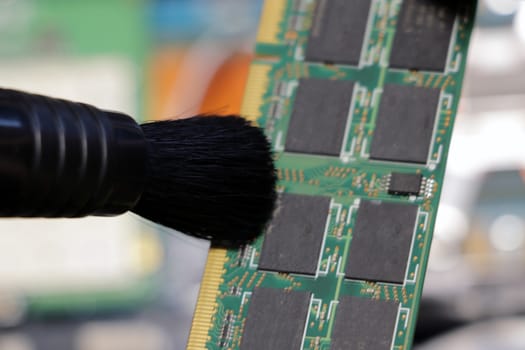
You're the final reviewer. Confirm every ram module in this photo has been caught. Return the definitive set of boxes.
[187,0,476,349]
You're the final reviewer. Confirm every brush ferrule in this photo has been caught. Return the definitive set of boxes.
[0,89,147,217]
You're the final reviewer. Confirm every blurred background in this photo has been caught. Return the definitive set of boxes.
[0,0,524,349]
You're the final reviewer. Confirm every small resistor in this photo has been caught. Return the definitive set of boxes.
[422,178,436,198]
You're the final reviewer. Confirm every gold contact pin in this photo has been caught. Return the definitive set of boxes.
[257,0,286,44]
[186,248,228,350]
[240,63,272,125]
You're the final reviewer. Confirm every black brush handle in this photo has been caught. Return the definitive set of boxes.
[0,88,147,217]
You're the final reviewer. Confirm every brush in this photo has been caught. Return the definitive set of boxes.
[0,88,277,245]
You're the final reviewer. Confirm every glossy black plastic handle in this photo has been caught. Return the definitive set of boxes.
[0,88,147,217]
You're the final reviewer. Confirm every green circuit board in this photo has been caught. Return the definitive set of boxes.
[188,0,476,349]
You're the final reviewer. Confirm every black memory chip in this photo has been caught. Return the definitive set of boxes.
[388,173,422,196]
[240,287,311,350]
[285,78,354,156]
[305,0,372,65]
[331,296,399,350]
[390,0,458,71]
[259,193,330,275]
[369,84,440,164]
[345,200,418,284]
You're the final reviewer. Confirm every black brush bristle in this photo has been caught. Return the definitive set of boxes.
[132,115,277,245]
